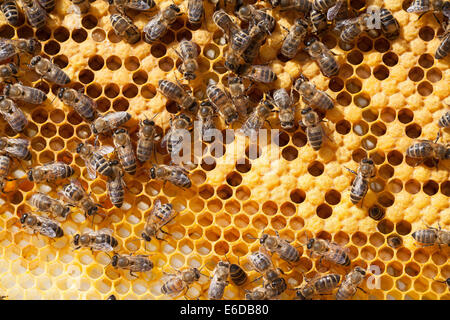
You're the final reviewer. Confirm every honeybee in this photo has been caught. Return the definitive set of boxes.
[69,0,90,13]
[20,212,64,238]
[245,284,280,300]
[108,0,155,14]
[258,230,300,263]
[310,8,328,33]
[0,137,30,160]
[276,0,312,14]
[208,261,230,300]
[334,13,371,45]
[307,238,351,266]
[76,142,114,179]
[434,277,450,288]
[0,38,38,62]
[345,158,376,205]
[175,40,198,80]
[28,162,74,183]
[438,110,450,128]
[412,223,450,247]
[57,88,97,122]
[241,97,275,138]
[378,7,400,40]
[158,79,198,113]
[436,23,450,59]
[111,253,153,277]
[197,100,217,142]
[206,83,238,125]
[1,0,20,26]
[295,274,341,300]
[110,14,141,44]
[273,88,295,129]
[407,0,450,19]
[243,21,271,64]
[0,62,18,81]
[149,164,191,188]
[136,115,158,163]
[264,273,287,296]
[236,64,277,83]
[91,111,131,135]
[299,107,326,150]
[143,4,181,43]
[161,267,202,297]
[236,4,276,33]
[304,36,339,77]
[72,229,118,252]
[336,267,366,300]
[142,199,177,242]
[112,128,136,175]
[227,256,247,286]
[294,74,334,111]
[406,133,450,166]
[228,76,250,116]
[28,192,71,219]
[29,56,70,85]
[313,0,345,20]
[280,18,308,60]
[187,0,203,25]
[161,113,193,156]
[249,249,286,295]
[19,0,46,29]
[37,0,55,12]
[213,9,250,53]
[106,159,125,208]
[3,83,46,104]
[60,179,101,218]
[248,248,273,274]
[0,155,11,192]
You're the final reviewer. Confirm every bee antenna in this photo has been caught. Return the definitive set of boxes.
[245,234,259,240]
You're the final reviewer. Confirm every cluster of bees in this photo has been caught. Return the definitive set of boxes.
[0,0,448,300]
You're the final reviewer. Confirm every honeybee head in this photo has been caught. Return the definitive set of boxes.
[143,119,155,126]
[87,206,98,216]
[301,107,312,115]
[62,206,71,218]
[57,87,65,99]
[355,266,366,276]
[108,0,113,4]
[109,159,120,167]
[141,232,151,242]
[150,167,156,179]
[260,233,269,244]
[76,143,84,153]
[111,254,119,267]
[362,158,374,165]
[8,63,18,74]
[20,213,28,224]
[27,170,34,181]
[30,56,41,66]
[183,71,196,81]
[169,4,180,12]
[238,5,250,17]
[27,39,39,54]
[306,238,314,249]
[73,234,80,246]
[3,84,11,95]
[114,128,126,135]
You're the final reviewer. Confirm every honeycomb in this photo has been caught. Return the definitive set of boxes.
[0,0,448,300]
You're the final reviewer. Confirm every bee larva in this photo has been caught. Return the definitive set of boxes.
[438,110,450,128]
[228,76,250,116]
[243,21,271,64]
[237,4,276,33]
[208,261,230,300]
[106,160,125,208]
[1,0,20,26]
[307,238,351,266]
[136,116,158,163]
[143,4,181,43]
[111,253,153,277]
[206,83,238,125]
[345,158,376,205]
[60,179,101,218]
[0,95,28,133]
[241,97,275,138]
[70,0,90,13]
[412,223,450,247]
[29,56,71,85]
[304,36,339,77]
[280,18,308,60]
[110,14,141,44]
[0,155,11,192]
[0,38,38,62]
[258,230,300,263]
[296,274,341,300]
[113,127,136,174]
[299,107,325,150]
[3,83,46,104]
[91,111,131,135]
[37,0,55,12]
[336,267,366,300]
[20,212,64,238]
[76,142,114,179]
[19,0,46,29]
[313,0,345,20]
[187,0,203,25]
[175,40,199,80]
[72,229,118,252]
[27,162,74,183]
[0,62,18,81]
[161,268,201,297]
[57,88,97,122]
[158,79,199,113]
[273,88,295,129]
[28,192,71,219]
[436,23,450,60]
[149,164,192,189]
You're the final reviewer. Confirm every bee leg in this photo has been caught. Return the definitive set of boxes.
[357,286,367,294]
[129,271,138,278]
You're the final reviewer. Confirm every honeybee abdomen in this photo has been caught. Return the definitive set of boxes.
[231,30,251,53]
[281,34,303,59]
[406,142,433,158]
[230,265,247,286]
[280,247,300,262]
[120,156,137,175]
[0,155,11,176]
[307,126,323,150]
[438,111,450,128]
[341,25,361,43]
[319,56,339,77]
[97,234,118,248]
[380,8,400,40]
[6,109,28,133]
[161,277,184,296]
[110,14,140,44]
[1,0,19,26]
[315,274,341,292]
[412,229,437,244]
[180,40,197,59]
[350,175,368,204]
[54,226,64,238]
[136,141,153,162]
[55,163,74,179]
[435,34,450,59]
[109,187,124,208]
[25,2,46,29]
[313,0,335,12]
[25,87,47,104]
[310,9,327,33]
[93,154,113,177]
[336,284,356,300]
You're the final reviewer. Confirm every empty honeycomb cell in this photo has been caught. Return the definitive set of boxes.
[324,189,341,206]
[273,131,290,147]
[426,68,442,83]
[356,65,371,79]
[141,84,156,99]
[316,203,332,219]
[30,137,45,152]
[225,200,240,214]
[414,278,429,292]
[234,214,249,228]
[105,84,120,98]
[417,81,433,96]
[336,92,352,106]
[387,179,403,194]
[44,40,60,56]
[329,77,344,92]
[370,150,385,165]
[133,70,148,85]
[408,67,424,82]
[59,124,74,139]
[86,83,102,99]
[282,146,298,161]
[346,78,362,94]
[335,119,351,135]
[352,148,367,163]
[35,81,50,95]
[441,181,450,196]
[49,137,65,152]
[41,123,57,138]
[418,54,434,69]
[347,50,363,65]
[374,38,390,53]
[307,161,324,177]
[32,108,48,124]
[340,63,354,78]
[373,66,389,81]
[36,27,51,41]
[0,24,15,38]
[81,14,98,29]
[418,26,434,42]
[357,36,373,52]
[405,179,421,194]
[380,107,396,123]
[91,28,106,42]
[159,57,174,72]
[88,55,104,71]
[370,178,385,193]
[382,52,398,67]
[79,69,95,84]
[387,261,403,277]
[205,226,221,242]
[54,55,69,69]
[386,150,403,166]
[423,180,439,196]
[292,131,307,147]
[431,252,446,266]
[106,56,122,71]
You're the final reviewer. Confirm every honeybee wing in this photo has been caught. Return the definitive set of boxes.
[5,138,29,158]
[326,0,344,20]
[85,159,98,180]
[334,16,359,30]
[160,129,172,150]
[98,228,114,236]
[406,3,429,13]
[98,145,114,156]
[128,0,153,10]
[36,215,60,238]
[88,229,115,251]
[326,242,349,265]
[0,39,15,61]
